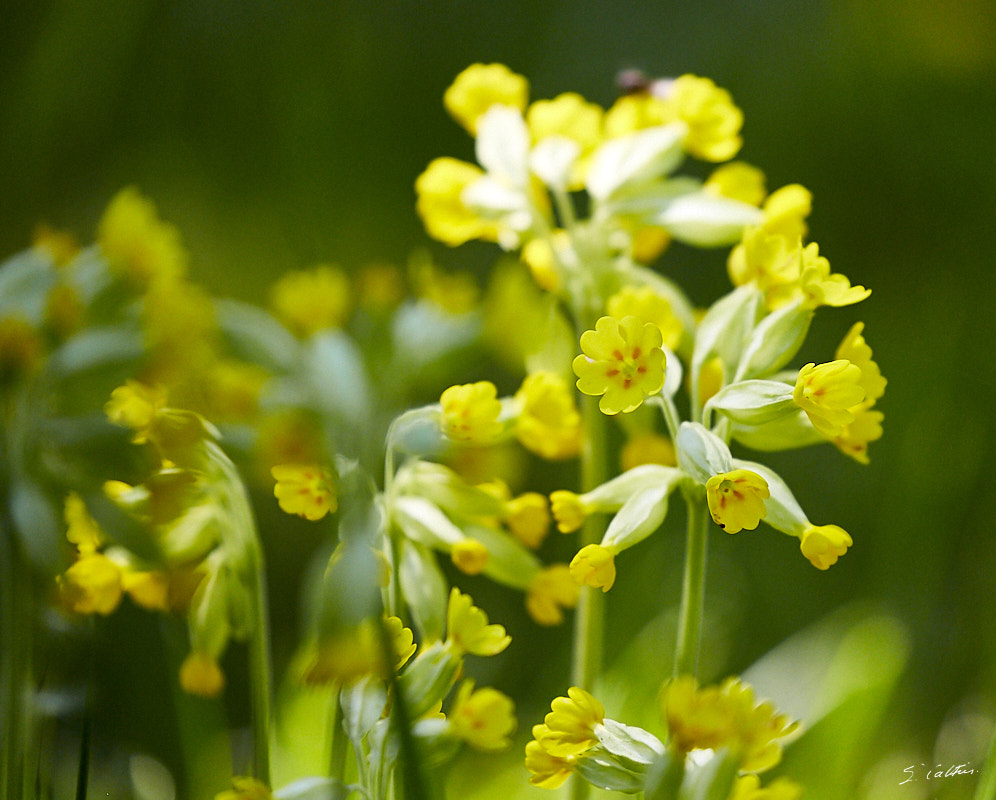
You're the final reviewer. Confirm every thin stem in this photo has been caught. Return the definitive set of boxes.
[328,687,348,783]
[673,493,709,678]
[246,539,272,786]
[653,394,682,444]
[973,717,996,800]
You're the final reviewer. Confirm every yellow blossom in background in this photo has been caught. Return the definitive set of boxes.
[606,285,683,350]
[514,371,582,459]
[254,411,325,479]
[204,359,269,422]
[664,74,743,161]
[440,381,504,444]
[33,223,80,267]
[620,432,677,471]
[573,315,666,415]
[98,187,187,287]
[271,464,337,521]
[121,569,170,612]
[705,161,767,206]
[44,283,85,338]
[0,315,42,380]
[525,735,575,789]
[446,588,511,656]
[451,539,489,574]
[105,380,168,441]
[215,777,273,800]
[356,262,405,312]
[799,524,853,570]
[520,234,564,291]
[760,184,812,242]
[527,92,603,149]
[304,616,416,685]
[526,565,580,626]
[833,406,884,464]
[64,492,103,555]
[570,543,617,592]
[409,254,480,314]
[731,775,804,800]
[793,360,865,438]
[706,469,769,533]
[537,687,605,756]
[444,62,529,134]
[549,490,588,533]
[505,492,551,548]
[58,553,124,615]
[449,680,517,751]
[270,264,351,337]
[179,651,225,698]
[630,225,672,264]
[603,93,671,137]
[415,157,497,247]
[696,355,726,408]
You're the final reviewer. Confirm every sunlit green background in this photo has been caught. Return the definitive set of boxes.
[3,2,996,798]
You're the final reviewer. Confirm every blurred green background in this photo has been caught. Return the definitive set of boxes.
[3,1,996,798]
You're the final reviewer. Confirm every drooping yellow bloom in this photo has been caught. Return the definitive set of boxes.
[120,569,170,611]
[793,360,866,438]
[832,406,884,465]
[451,539,489,574]
[58,553,124,615]
[663,74,743,162]
[504,492,550,549]
[706,469,769,533]
[444,63,529,134]
[449,679,517,751]
[271,464,337,521]
[440,381,504,444]
[536,687,605,757]
[606,286,683,350]
[828,322,886,463]
[799,242,870,309]
[731,775,804,800]
[834,322,886,404]
[569,544,617,592]
[525,735,576,789]
[526,564,580,626]
[799,524,852,570]
[660,676,798,773]
[270,265,351,337]
[446,588,511,656]
[620,432,677,472]
[179,651,225,698]
[573,315,666,415]
[304,616,416,685]
[415,157,499,247]
[549,490,588,534]
[215,777,273,800]
[514,371,582,459]
[705,161,767,206]
[105,380,168,441]
[98,187,187,287]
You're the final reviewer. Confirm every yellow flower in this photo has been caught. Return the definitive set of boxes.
[446,588,511,656]
[449,679,517,751]
[409,254,480,314]
[798,242,870,309]
[64,492,103,555]
[33,223,80,267]
[832,406,884,464]
[606,286,683,350]
[451,539,489,574]
[620,432,677,472]
[706,469,769,533]
[630,225,672,264]
[726,227,801,309]
[665,74,743,162]
[304,616,416,685]
[573,315,666,415]
[527,93,603,150]
[204,359,269,422]
[444,63,529,134]
[731,775,804,800]
[799,524,852,570]
[760,184,812,242]
[215,777,272,800]
[603,93,671,137]
[44,283,85,338]
[834,322,886,404]
[179,651,225,698]
[505,492,551,549]
[0,315,42,381]
[705,162,767,206]
[525,735,576,789]
[514,371,582,460]
[440,381,504,444]
[415,158,497,246]
[356,262,405,312]
[121,570,170,611]
[271,464,337,521]
[793,360,866,438]
[520,234,565,291]
[58,553,124,615]
[697,356,726,408]
[526,564,580,626]
[537,687,605,757]
[270,264,351,337]
[569,544,617,592]
[98,187,186,287]
[549,490,588,534]
[105,380,168,441]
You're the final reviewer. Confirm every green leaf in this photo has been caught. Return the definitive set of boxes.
[274,777,349,800]
[305,331,371,422]
[677,748,738,800]
[9,479,62,573]
[595,719,665,765]
[644,749,686,800]
[214,298,300,372]
[398,540,448,641]
[574,745,646,793]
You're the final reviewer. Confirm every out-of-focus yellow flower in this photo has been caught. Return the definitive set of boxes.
[33,223,80,267]
[705,162,767,206]
[105,381,169,442]
[451,539,489,574]
[606,286,683,350]
[620,432,677,471]
[706,469,769,533]
[760,184,811,242]
[525,735,576,789]
[179,651,225,698]
[415,157,498,247]
[664,74,743,161]
[793,360,865,439]
[799,524,852,570]
[526,564,579,626]
[98,187,187,287]
[64,492,103,555]
[731,775,804,800]
[215,777,272,800]
[0,315,42,380]
[254,411,325,479]
[514,371,582,460]
[304,616,416,685]
[660,676,798,773]
[204,359,269,422]
[550,490,588,534]
[603,93,671,137]
[440,381,504,444]
[536,687,605,757]
[356,262,405,312]
[270,264,351,337]
[505,492,551,549]
[697,355,726,408]
[410,254,480,314]
[527,93,603,150]
[450,679,517,751]
[569,543,617,592]
[271,464,337,521]
[446,588,511,656]
[44,283,85,338]
[630,225,672,264]
[520,234,564,291]
[444,63,529,134]
[573,315,666,415]
[58,553,124,615]
[120,569,170,611]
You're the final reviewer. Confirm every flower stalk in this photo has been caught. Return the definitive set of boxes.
[673,493,709,678]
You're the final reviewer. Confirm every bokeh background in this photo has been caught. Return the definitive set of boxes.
[2,2,996,798]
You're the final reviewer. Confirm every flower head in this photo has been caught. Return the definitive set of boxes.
[799,242,870,309]
[215,777,272,800]
[415,157,496,246]
[514,371,582,459]
[705,161,767,206]
[451,539,489,574]
[793,360,865,439]
[835,322,886,404]
[270,264,351,336]
[573,315,666,415]
[620,432,676,471]
[271,464,337,521]
[525,736,576,789]
[98,187,187,287]
[536,687,605,757]
[606,286,683,350]
[446,588,511,656]
[179,651,225,698]
[663,74,743,161]
[444,63,529,134]
[799,524,852,570]
[526,564,580,626]
[450,679,517,751]
[569,544,617,592]
[505,492,551,549]
[550,490,588,534]
[304,616,416,685]
[64,492,103,555]
[706,469,769,533]
[440,381,504,444]
[105,380,168,441]
[58,553,124,615]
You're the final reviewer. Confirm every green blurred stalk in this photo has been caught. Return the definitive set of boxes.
[673,495,708,678]
[974,718,996,800]
[246,537,273,786]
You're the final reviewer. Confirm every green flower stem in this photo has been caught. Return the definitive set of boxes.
[328,687,348,783]
[0,511,31,800]
[673,493,709,678]
[246,538,273,786]
[974,718,996,800]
